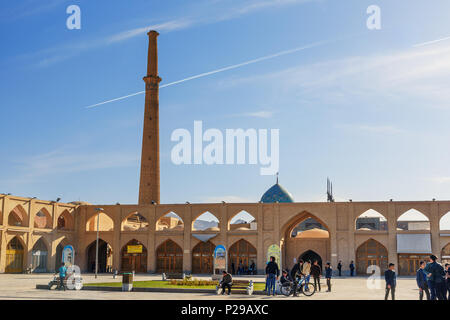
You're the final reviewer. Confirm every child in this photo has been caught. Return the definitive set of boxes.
[325,262,332,292]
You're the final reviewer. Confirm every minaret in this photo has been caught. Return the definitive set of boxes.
[139,30,161,204]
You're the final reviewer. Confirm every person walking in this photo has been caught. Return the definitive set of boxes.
[416,261,430,300]
[424,255,446,300]
[337,260,342,277]
[219,270,232,295]
[231,262,235,275]
[265,256,280,296]
[349,261,355,277]
[384,263,396,300]
[57,262,67,291]
[290,259,304,297]
[310,260,322,292]
[325,262,333,292]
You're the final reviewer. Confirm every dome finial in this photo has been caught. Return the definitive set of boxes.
[276,172,279,184]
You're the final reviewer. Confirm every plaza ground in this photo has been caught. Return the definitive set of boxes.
[0,273,421,300]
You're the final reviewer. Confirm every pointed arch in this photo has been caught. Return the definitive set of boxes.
[8,205,28,227]
[54,237,70,271]
[86,212,114,231]
[121,239,148,273]
[439,212,450,231]
[355,209,388,231]
[356,239,388,275]
[5,236,25,273]
[156,211,184,231]
[34,208,52,229]
[299,250,323,268]
[228,239,257,275]
[57,209,74,230]
[192,240,215,274]
[86,239,113,273]
[228,210,257,231]
[121,211,149,232]
[31,237,49,272]
[192,211,219,231]
[397,209,430,231]
[156,239,183,273]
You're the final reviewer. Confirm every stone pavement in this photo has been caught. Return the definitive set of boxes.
[0,273,421,300]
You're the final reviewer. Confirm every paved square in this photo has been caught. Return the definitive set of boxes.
[0,274,421,300]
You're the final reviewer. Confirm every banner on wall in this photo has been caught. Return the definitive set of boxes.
[267,244,281,269]
[62,245,75,266]
[213,245,227,271]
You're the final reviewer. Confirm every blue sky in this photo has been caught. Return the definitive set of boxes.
[2,0,450,227]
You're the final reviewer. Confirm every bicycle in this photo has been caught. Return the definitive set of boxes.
[280,276,316,297]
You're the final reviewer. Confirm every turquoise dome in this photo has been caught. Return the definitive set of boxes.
[261,183,294,203]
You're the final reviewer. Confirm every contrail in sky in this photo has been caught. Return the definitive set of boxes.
[84,41,326,109]
[413,36,450,47]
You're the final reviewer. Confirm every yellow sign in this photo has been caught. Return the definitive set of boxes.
[127,245,143,254]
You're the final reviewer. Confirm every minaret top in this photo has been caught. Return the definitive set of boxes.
[146,30,160,78]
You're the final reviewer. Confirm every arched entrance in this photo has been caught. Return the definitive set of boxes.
[192,241,214,274]
[86,239,113,273]
[121,239,148,273]
[6,237,24,273]
[156,239,183,273]
[356,239,388,275]
[228,239,257,275]
[283,212,330,270]
[299,250,322,268]
[31,238,48,272]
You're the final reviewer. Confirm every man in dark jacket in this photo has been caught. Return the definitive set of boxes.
[220,270,232,295]
[310,260,322,291]
[290,259,304,297]
[265,256,280,296]
[349,261,355,277]
[337,261,342,277]
[424,255,446,300]
[325,262,333,292]
[416,261,430,300]
[384,263,396,300]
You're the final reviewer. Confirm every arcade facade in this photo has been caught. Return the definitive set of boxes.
[1,193,450,276]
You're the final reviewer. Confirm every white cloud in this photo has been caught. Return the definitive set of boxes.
[429,177,450,184]
[225,42,450,109]
[335,124,405,135]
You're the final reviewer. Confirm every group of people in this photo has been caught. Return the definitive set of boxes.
[230,260,256,275]
[265,256,333,296]
[336,260,355,277]
[414,255,450,301]
[384,254,450,300]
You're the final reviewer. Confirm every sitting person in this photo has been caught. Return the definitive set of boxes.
[280,270,292,285]
[219,270,232,295]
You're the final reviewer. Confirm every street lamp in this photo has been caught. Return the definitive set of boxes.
[94,208,104,279]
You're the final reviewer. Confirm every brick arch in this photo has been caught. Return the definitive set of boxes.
[85,211,115,231]
[395,206,431,221]
[228,210,257,231]
[191,208,221,225]
[191,211,220,231]
[34,207,52,229]
[121,211,149,232]
[439,211,450,231]
[156,239,183,273]
[8,204,29,227]
[354,209,388,231]
[155,210,184,231]
[355,238,388,275]
[57,209,74,230]
[85,238,114,273]
[280,211,331,240]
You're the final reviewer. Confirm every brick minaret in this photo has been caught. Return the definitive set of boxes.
[139,30,161,204]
